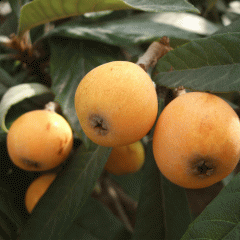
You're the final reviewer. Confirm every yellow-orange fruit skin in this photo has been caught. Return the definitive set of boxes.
[105,141,145,175]
[153,92,240,189]
[7,110,73,171]
[74,61,158,147]
[25,173,57,213]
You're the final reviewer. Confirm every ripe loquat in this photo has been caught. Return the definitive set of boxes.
[7,110,73,171]
[74,61,158,147]
[25,173,57,213]
[153,92,240,189]
[105,141,145,175]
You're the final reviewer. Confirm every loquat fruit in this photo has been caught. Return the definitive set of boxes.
[105,141,145,175]
[153,92,240,189]
[7,110,73,171]
[25,173,57,213]
[74,61,158,147]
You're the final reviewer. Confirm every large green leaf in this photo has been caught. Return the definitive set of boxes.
[17,0,131,38]
[162,175,192,239]
[214,18,240,35]
[132,139,166,240]
[154,33,240,92]
[133,138,166,240]
[110,167,144,201]
[181,173,240,239]
[0,12,18,36]
[50,38,121,145]
[132,98,166,240]
[0,186,21,240]
[0,83,52,132]
[19,145,112,240]
[64,224,100,240]
[65,197,131,239]
[43,13,199,48]
[123,0,198,12]
[155,64,240,92]
[18,0,199,38]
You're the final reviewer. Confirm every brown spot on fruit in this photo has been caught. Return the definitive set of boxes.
[89,114,109,136]
[22,158,41,170]
[46,123,51,130]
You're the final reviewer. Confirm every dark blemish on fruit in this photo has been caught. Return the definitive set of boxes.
[57,140,64,155]
[22,158,41,169]
[89,114,109,136]
[57,147,63,155]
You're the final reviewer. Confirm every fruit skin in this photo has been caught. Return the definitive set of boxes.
[74,61,158,147]
[105,141,145,175]
[7,110,73,171]
[153,92,240,189]
[25,173,57,213]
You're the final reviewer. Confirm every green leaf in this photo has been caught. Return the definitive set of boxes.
[110,168,144,201]
[18,0,132,38]
[123,0,199,13]
[0,83,52,132]
[8,0,30,18]
[0,129,6,142]
[155,64,240,92]
[0,186,22,236]
[183,220,235,239]
[181,173,240,239]
[64,224,100,239]
[18,0,199,38]
[154,33,240,92]
[19,145,112,240]
[0,67,18,88]
[162,175,192,239]
[66,197,131,239]
[214,18,240,35]
[0,54,15,61]
[132,139,165,239]
[0,12,18,36]
[8,0,25,18]
[50,38,120,145]
[43,13,199,47]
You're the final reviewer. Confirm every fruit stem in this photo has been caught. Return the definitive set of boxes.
[105,178,134,233]
[173,86,187,98]
[136,36,173,72]
[92,171,137,232]
[44,101,62,114]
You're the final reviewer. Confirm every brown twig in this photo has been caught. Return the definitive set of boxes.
[92,171,137,232]
[136,36,173,72]
[104,178,134,233]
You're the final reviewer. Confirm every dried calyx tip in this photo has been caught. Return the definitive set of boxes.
[89,114,108,136]
[192,158,215,177]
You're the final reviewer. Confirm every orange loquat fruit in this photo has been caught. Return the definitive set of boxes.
[74,61,158,147]
[25,173,57,213]
[105,141,145,175]
[7,110,73,171]
[153,92,240,189]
